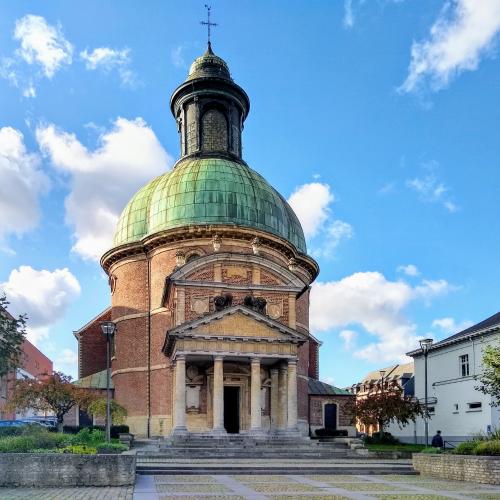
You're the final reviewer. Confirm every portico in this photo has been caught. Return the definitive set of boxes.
[164,305,305,436]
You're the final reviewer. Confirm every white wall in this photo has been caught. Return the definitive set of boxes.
[388,331,500,444]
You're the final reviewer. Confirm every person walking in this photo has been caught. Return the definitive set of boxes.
[431,430,443,448]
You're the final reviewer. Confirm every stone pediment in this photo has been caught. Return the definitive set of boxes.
[163,305,307,356]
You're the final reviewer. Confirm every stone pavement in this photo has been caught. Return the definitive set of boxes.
[1,475,500,499]
[133,474,500,499]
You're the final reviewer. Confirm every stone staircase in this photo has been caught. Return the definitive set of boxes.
[134,435,416,475]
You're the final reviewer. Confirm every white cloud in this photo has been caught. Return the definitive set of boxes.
[310,271,455,363]
[288,182,334,238]
[321,376,336,386]
[14,15,73,78]
[343,0,355,29]
[432,317,473,335]
[54,348,78,372]
[0,266,81,345]
[397,264,420,277]
[171,45,186,68]
[80,47,136,86]
[0,127,50,250]
[313,219,354,258]
[36,117,172,260]
[406,162,458,212]
[400,0,500,93]
[339,329,358,350]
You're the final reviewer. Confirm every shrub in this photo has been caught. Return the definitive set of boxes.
[365,432,399,445]
[62,424,129,439]
[314,428,348,437]
[96,442,127,454]
[0,427,24,438]
[70,428,105,446]
[61,444,97,454]
[474,440,500,456]
[0,432,69,453]
[453,440,480,455]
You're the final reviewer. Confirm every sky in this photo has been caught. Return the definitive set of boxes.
[1,0,500,387]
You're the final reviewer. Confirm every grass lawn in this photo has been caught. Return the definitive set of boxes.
[367,443,427,452]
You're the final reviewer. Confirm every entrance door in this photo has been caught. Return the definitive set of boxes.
[324,403,337,430]
[224,386,240,433]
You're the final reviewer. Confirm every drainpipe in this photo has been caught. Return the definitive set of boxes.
[147,255,152,438]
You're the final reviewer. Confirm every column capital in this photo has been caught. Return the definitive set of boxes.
[287,359,297,366]
[251,357,261,364]
[176,354,186,361]
[270,367,279,375]
[214,355,224,362]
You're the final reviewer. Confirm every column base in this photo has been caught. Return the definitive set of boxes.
[210,427,228,437]
[171,426,189,437]
[275,427,301,437]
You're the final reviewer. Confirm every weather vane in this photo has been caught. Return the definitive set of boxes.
[200,4,218,45]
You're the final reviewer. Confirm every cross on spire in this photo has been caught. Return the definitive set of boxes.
[200,4,218,46]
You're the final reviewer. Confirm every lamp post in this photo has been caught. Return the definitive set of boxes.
[419,338,433,446]
[100,321,116,442]
[379,370,386,437]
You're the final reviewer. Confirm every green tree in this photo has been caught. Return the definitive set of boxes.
[8,371,95,431]
[0,294,27,378]
[87,398,127,424]
[355,386,427,438]
[476,341,500,406]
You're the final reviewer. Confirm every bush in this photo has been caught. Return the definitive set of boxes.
[96,442,127,454]
[453,440,480,455]
[365,431,400,445]
[0,426,24,438]
[70,428,105,446]
[62,424,129,439]
[474,440,500,456]
[61,444,97,455]
[0,431,69,453]
[314,428,348,437]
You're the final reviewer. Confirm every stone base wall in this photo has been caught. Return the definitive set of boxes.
[0,454,136,487]
[413,454,500,485]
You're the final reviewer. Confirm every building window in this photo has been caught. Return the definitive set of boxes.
[467,402,482,410]
[453,403,459,413]
[459,354,470,377]
[201,109,228,152]
[427,406,435,414]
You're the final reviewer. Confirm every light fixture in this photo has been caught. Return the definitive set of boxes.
[212,234,221,252]
[379,370,386,379]
[100,321,116,338]
[419,338,433,353]
[251,237,261,255]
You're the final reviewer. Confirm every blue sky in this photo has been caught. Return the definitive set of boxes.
[1,0,499,387]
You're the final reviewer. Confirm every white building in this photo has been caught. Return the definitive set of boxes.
[389,312,500,445]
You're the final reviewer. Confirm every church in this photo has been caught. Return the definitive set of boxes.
[75,42,355,438]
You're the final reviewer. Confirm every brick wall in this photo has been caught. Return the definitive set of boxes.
[77,309,111,379]
[309,395,356,429]
[308,338,319,379]
[413,454,500,485]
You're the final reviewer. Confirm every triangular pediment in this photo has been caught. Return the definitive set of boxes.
[167,305,306,343]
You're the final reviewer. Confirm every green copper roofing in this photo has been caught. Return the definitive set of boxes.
[187,43,231,81]
[113,158,307,253]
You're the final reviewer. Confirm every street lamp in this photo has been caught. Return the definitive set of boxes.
[100,321,116,442]
[419,338,433,446]
[379,370,386,437]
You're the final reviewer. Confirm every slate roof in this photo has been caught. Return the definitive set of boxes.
[408,311,500,356]
[308,378,352,396]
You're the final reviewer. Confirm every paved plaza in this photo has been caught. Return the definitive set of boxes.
[1,474,500,499]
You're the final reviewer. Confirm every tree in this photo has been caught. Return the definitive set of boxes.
[0,294,27,378]
[476,341,500,406]
[355,385,427,438]
[87,398,127,424]
[7,371,95,431]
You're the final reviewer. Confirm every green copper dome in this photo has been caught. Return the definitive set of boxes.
[187,43,231,81]
[113,158,307,253]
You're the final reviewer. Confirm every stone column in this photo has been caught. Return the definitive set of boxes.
[270,368,279,430]
[278,363,288,430]
[212,355,226,434]
[172,355,187,435]
[287,359,298,430]
[250,357,262,432]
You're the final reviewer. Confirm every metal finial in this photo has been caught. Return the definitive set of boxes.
[200,4,218,45]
